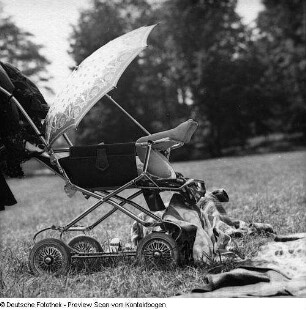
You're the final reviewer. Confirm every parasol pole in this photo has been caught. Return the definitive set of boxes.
[106,94,150,135]
[63,133,73,146]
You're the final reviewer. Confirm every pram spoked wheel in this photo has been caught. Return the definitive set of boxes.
[136,232,179,267]
[68,235,103,253]
[68,235,103,270]
[28,238,71,276]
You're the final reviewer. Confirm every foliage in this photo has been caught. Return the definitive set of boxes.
[0,3,51,92]
[1,0,305,157]
[69,0,305,158]
[255,0,306,136]
[156,0,258,156]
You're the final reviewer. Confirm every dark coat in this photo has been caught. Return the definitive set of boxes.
[0,170,17,211]
[0,62,49,210]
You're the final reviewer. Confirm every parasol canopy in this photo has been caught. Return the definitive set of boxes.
[45,24,157,145]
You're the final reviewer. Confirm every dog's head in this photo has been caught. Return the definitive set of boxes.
[212,188,229,202]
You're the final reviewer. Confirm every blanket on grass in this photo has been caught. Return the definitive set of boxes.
[176,233,306,297]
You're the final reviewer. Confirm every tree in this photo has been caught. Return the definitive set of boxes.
[0,3,51,92]
[153,0,258,156]
[256,0,306,136]
[71,0,301,158]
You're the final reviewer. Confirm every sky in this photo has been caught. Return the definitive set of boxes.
[1,0,264,102]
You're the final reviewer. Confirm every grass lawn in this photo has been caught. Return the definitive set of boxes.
[0,150,305,297]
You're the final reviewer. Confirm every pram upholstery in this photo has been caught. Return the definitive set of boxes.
[59,142,138,189]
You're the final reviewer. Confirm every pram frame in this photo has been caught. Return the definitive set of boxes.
[1,85,203,272]
[31,139,200,237]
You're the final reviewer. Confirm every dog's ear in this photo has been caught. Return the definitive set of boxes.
[212,189,229,202]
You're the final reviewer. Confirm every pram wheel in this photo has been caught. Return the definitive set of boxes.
[28,238,71,276]
[136,232,179,267]
[68,235,103,270]
[68,235,103,253]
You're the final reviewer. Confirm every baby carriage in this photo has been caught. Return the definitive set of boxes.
[0,25,211,276]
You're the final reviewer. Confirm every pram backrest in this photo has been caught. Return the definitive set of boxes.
[59,142,138,189]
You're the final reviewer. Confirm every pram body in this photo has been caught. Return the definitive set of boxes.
[0,25,210,276]
[1,81,206,275]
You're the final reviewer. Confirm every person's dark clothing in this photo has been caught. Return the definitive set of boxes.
[0,62,49,141]
[0,61,49,210]
[0,171,17,211]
